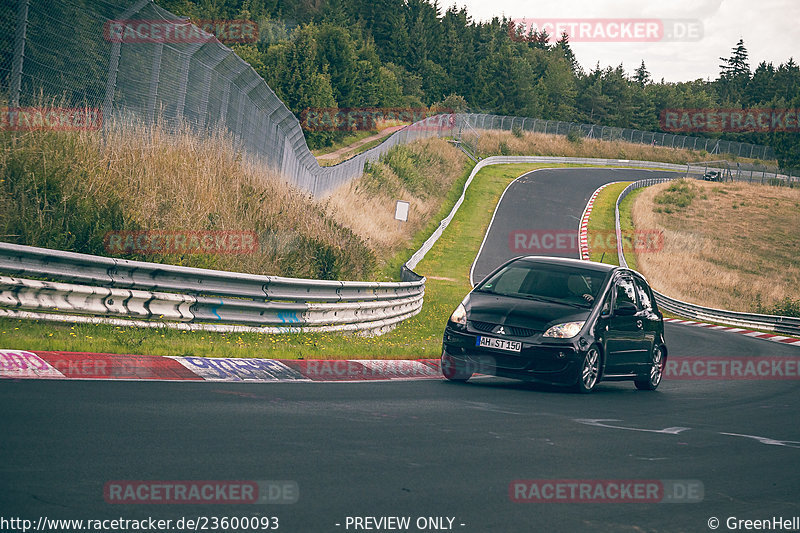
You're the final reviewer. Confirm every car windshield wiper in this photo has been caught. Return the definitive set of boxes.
[473,287,496,294]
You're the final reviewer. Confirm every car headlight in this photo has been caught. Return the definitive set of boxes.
[543,321,585,338]
[449,303,467,326]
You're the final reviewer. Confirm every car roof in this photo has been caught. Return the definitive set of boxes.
[511,255,618,273]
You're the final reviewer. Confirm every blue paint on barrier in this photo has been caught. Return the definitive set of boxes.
[277,311,299,323]
[211,300,223,321]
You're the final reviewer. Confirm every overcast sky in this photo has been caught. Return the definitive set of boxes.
[455,0,799,82]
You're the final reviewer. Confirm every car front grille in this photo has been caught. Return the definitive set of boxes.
[469,321,537,338]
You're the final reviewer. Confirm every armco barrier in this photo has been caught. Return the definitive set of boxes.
[614,180,800,336]
[0,242,424,336]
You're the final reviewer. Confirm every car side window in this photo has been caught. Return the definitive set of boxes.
[613,277,637,310]
[633,277,653,311]
[601,292,612,315]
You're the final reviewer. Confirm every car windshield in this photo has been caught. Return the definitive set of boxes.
[475,262,609,308]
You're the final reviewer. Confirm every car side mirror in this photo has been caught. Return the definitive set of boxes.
[614,301,638,317]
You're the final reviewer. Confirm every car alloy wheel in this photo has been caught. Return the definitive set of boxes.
[575,346,600,393]
[635,345,664,391]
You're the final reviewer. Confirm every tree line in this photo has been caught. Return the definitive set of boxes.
[157,0,799,168]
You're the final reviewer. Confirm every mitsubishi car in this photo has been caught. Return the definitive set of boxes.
[441,256,667,393]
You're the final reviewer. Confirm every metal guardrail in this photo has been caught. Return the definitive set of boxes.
[0,242,425,336]
[614,180,800,336]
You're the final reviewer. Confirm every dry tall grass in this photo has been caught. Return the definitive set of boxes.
[1,121,468,280]
[324,138,468,262]
[631,179,800,314]
[0,121,373,279]
[474,131,770,165]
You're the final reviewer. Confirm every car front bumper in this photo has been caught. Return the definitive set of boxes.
[442,326,585,385]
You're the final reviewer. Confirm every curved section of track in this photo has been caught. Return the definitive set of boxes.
[2,167,797,533]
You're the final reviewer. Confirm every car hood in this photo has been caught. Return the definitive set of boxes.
[465,291,591,332]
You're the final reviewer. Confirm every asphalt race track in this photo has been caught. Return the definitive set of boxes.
[470,168,676,284]
[2,168,799,533]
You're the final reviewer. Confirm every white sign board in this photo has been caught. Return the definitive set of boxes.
[394,201,410,222]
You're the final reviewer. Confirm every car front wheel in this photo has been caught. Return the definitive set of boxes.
[635,344,664,391]
[574,346,601,393]
[441,351,472,382]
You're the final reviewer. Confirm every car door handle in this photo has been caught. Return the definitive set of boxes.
[636,320,643,329]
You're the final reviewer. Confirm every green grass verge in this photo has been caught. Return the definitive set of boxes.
[0,163,676,359]
[587,182,629,266]
[618,188,645,271]
[587,181,644,271]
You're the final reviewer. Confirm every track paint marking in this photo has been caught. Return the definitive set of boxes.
[574,419,691,435]
[172,357,308,382]
[0,350,66,379]
[720,432,800,449]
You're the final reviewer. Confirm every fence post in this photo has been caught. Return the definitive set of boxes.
[175,42,204,124]
[234,78,261,145]
[197,50,228,130]
[218,82,231,127]
[10,0,29,108]
[102,0,150,126]
[146,43,163,123]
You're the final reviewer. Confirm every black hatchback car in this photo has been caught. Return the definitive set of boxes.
[441,256,667,393]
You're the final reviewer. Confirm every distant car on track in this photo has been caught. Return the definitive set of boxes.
[441,256,667,393]
[703,170,722,181]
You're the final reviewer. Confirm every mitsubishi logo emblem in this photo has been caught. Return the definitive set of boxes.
[496,326,506,335]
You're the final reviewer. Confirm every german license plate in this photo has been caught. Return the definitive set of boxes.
[476,336,522,352]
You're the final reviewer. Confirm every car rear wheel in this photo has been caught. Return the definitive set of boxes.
[574,346,600,394]
[441,352,472,382]
[635,344,664,391]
